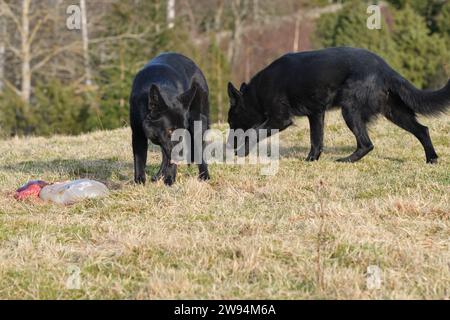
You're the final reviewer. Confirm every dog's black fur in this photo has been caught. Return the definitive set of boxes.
[227,47,450,163]
[130,53,210,185]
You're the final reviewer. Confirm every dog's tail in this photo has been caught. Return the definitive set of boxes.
[388,75,450,116]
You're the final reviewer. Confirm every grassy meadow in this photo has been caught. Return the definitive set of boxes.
[0,110,448,299]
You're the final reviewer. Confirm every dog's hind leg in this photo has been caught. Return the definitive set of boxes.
[385,107,438,163]
[306,112,325,161]
[198,156,210,180]
[337,107,374,162]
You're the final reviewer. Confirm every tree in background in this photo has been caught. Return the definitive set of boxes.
[95,0,232,127]
[93,0,173,131]
[80,0,93,86]
[0,0,447,137]
[0,87,30,136]
[392,5,448,88]
[386,0,448,33]
[436,2,450,49]
[0,0,83,103]
[33,81,90,136]
[315,0,395,53]
[167,0,176,29]
[315,0,449,89]
[0,14,5,93]
[201,38,231,123]
[0,0,87,136]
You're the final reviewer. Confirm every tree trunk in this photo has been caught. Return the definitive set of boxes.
[119,43,125,108]
[214,0,224,33]
[80,0,92,86]
[167,0,175,29]
[253,0,260,22]
[293,15,301,52]
[227,0,248,69]
[216,45,223,123]
[182,0,197,36]
[0,16,5,93]
[214,0,224,123]
[228,22,242,69]
[245,46,250,81]
[214,0,224,48]
[21,0,31,103]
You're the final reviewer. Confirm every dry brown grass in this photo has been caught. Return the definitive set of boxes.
[0,110,448,299]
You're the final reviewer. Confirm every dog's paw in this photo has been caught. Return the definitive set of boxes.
[305,155,319,162]
[427,157,438,164]
[198,171,210,181]
[134,176,146,185]
[305,148,322,162]
[164,175,176,186]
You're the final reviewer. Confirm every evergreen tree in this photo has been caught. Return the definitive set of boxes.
[315,0,449,88]
[391,5,448,88]
[386,0,448,33]
[436,2,450,40]
[0,89,31,137]
[201,38,231,123]
[33,81,90,136]
[94,0,170,130]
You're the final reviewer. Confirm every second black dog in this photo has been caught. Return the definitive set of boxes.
[227,47,450,163]
[130,53,210,185]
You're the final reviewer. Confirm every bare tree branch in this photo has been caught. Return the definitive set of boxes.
[28,11,51,47]
[31,42,81,72]
[4,79,21,96]
[0,0,22,37]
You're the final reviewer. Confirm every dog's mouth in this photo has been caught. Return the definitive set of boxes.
[226,119,268,156]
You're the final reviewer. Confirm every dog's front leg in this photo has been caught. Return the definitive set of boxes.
[157,147,177,186]
[153,151,177,186]
[196,118,210,181]
[151,151,169,182]
[163,163,177,186]
[198,157,210,181]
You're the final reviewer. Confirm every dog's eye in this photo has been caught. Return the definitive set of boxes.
[166,128,175,136]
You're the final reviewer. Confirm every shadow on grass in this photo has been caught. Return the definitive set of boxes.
[279,145,356,159]
[0,158,161,189]
[378,157,406,163]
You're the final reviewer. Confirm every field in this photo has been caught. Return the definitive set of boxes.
[0,110,448,299]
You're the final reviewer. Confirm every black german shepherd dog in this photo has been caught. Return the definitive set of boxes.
[227,47,450,163]
[130,53,210,186]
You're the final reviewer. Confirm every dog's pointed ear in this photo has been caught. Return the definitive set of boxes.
[239,82,248,92]
[148,84,165,114]
[228,82,242,107]
[177,83,198,110]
